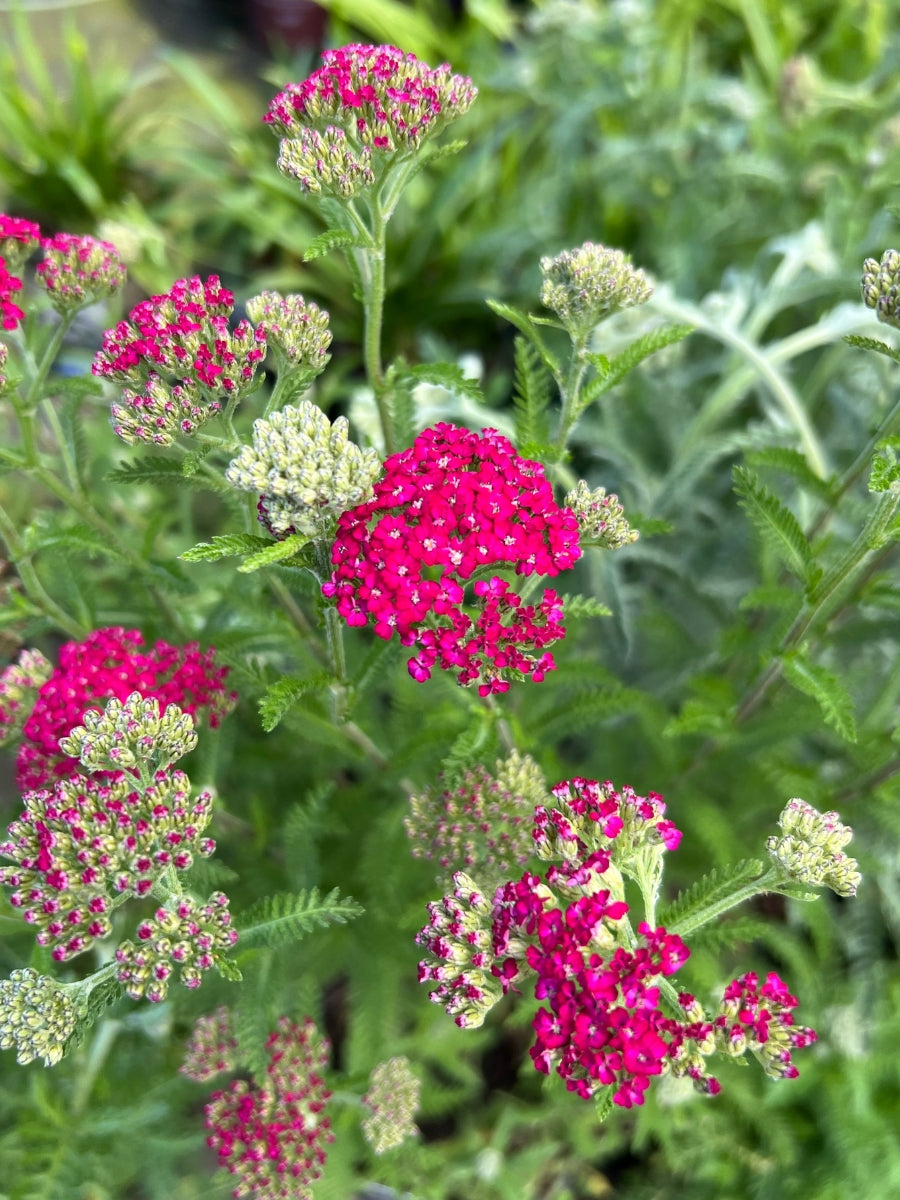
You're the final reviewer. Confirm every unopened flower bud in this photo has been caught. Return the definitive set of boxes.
[564,480,639,549]
[111,373,220,446]
[35,233,126,313]
[0,214,41,272]
[278,126,375,198]
[0,968,77,1066]
[181,1006,238,1081]
[714,971,816,1079]
[362,1056,420,1153]
[245,291,332,371]
[767,798,861,897]
[862,250,900,329]
[540,242,652,338]
[0,340,9,395]
[59,692,198,773]
[0,648,53,748]
[226,400,381,538]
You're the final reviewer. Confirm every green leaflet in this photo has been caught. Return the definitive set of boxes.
[658,859,766,937]
[258,672,334,732]
[237,888,364,949]
[733,464,815,582]
[575,322,694,414]
[782,649,858,743]
[179,532,273,562]
[302,227,364,261]
[512,335,552,452]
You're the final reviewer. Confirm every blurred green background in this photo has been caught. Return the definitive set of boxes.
[2,2,900,1198]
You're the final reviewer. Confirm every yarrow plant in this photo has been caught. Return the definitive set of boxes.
[0,29,893,1198]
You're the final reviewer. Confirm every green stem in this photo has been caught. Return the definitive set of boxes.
[324,605,347,684]
[70,1018,121,1118]
[554,334,590,453]
[0,498,87,637]
[668,866,780,939]
[24,312,75,410]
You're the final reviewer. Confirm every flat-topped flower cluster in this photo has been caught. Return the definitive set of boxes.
[417,776,819,1108]
[323,423,581,694]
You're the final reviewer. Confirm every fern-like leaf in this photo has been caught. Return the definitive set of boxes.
[844,333,900,364]
[576,323,693,413]
[238,888,364,949]
[237,532,311,572]
[302,228,363,260]
[658,859,765,938]
[107,456,192,485]
[404,360,485,403]
[560,593,613,619]
[485,298,561,377]
[745,446,835,501]
[781,649,857,742]
[179,533,272,562]
[512,335,552,452]
[258,671,333,732]
[733,465,814,582]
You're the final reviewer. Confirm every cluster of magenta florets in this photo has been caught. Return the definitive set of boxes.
[1,214,41,332]
[322,423,581,695]
[13,628,235,791]
[92,274,266,397]
[0,770,215,963]
[265,43,476,151]
[0,255,24,330]
[417,776,816,1108]
[35,232,126,310]
[205,1016,333,1200]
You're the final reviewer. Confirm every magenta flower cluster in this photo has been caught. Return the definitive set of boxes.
[417,776,816,1108]
[35,232,126,310]
[205,1016,333,1200]
[265,43,476,151]
[13,627,235,791]
[323,423,581,694]
[0,214,42,269]
[92,274,266,394]
[0,256,24,331]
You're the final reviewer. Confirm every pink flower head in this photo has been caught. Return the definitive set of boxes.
[0,214,41,272]
[92,275,267,427]
[205,1017,333,1200]
[323,423,581,693]
[14,628,236,791]
[0,256,25,331]
[35,232,125,311]
[265,43,476,153]
[714,970,816,1078]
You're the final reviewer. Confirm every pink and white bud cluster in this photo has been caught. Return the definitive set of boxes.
[92,275,266,444]
[205,1016,333,1200]
[0,648,53,749]
[418,775,816,1108]
[0,768,216,962]
[245,291,332,370]
[766,798,861,898]
[59,691,199,775]
[0,214,41,273]
[116,891,237,1002]
[323,423,581,695]
[13,627,235,792]
[35,232,126,312]
[564,480,638,550]
[713,971,817,1079]
[180,1006,239,1082]
[266,45,476,197]
[405,750,547,883]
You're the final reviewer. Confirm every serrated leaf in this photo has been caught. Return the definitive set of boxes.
[733,465,813,581]
[182,445,214,477]
[576,323,693,413]
[107,456,186,485]
[745,446,835,500]
[593,1084,616,1122]
[180,533,273,563]
[512,335,552,451]
[404,360,485,403]
[771,881,821,902]
[238,888,364,949]
[560,594,613,619]
[781,649,857,742]
[659,859,765,938]
[237,532,312,572]
[258,671,333,732]
[844,333,900,364]
[485,299,561,378]
[215,956,243,983]
[302,228,362,260]
[739,583,801,612]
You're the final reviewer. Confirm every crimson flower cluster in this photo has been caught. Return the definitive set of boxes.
[13,627,235,791]
[35,232,126,311]
[205,1016,333,1200]
[417,775,816,1108]
[265,43,476,151]
[92,275,266,442]
[323,423,581,695]
[0,214,42,270]
[0,255,24,331]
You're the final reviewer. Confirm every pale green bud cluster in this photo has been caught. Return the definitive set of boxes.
[362,1056,420,1154]
[766,798,861,897]
[111,373,218,447]
[540,242,652,337]
[862,250,900,329]
[226,401,382,537]
[0,647,53,748]
[564,480,639,550]
[278,127,375,198]
[0,968,77,1066]
[245,291,332,370]
[60,692,198,774]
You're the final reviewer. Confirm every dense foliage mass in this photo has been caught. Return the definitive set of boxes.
[2,2,900,1198]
